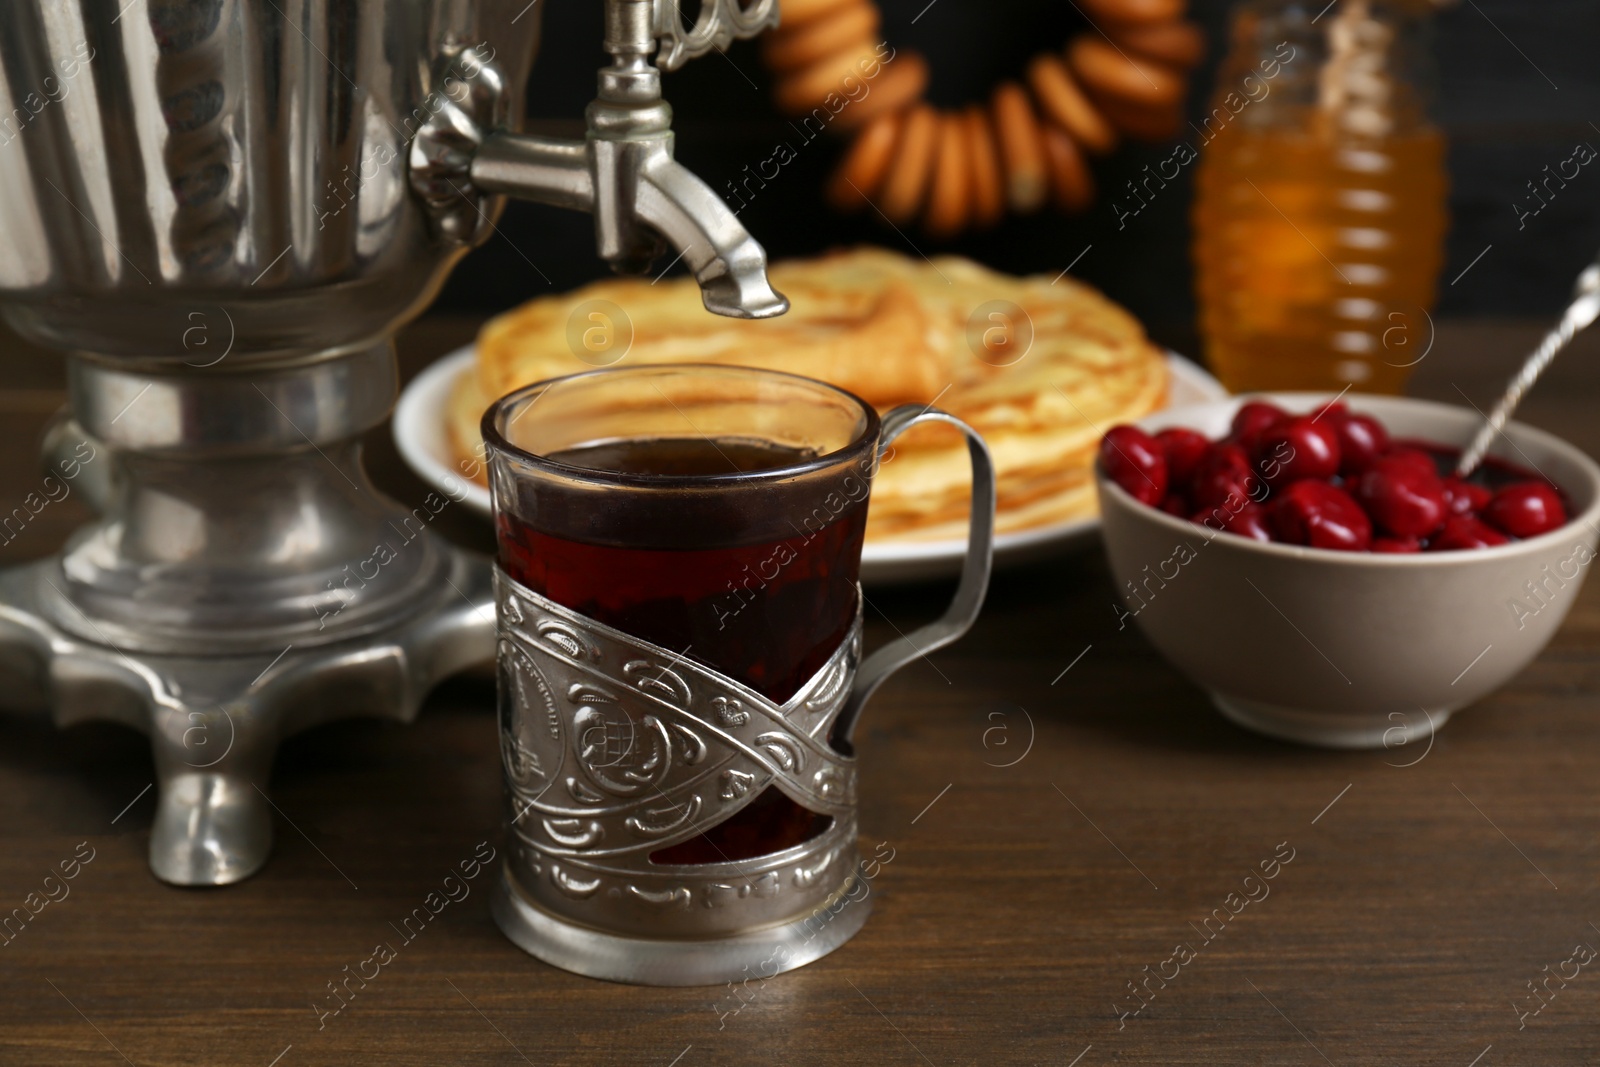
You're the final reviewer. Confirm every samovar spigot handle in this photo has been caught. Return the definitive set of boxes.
[421,0,788,319]
[650,0,781,72]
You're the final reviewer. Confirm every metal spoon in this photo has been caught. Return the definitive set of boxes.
[1456,249,1600,477]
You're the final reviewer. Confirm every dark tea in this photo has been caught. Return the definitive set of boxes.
[495,435,868,864]
[496,436,867,704]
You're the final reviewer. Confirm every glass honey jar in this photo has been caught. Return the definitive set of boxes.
[1193,0,1449,393]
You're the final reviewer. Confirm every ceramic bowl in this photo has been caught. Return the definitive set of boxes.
[1095,393,1600,749]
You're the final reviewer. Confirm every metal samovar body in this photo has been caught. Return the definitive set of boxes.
[0,0,784,885]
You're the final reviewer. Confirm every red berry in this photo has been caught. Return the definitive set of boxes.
[1356,455,1448,539]
[1429,515,1510,551]
[1372,536,1422,553]
[1312,399,1349,425]
[1385,448,1441,479]
[1194,501,1272,542]
[1270,481,1373,551]
[1160,493,1190,518]
[1483,481,1567,538]
[1156,427,1211,489]
[1255,416,1342,486]
[1229,401,1288,452]
[1100,425,1168,505]
[1335,413,1391,475]
[1441,477,1493,516]
[1191,443,1258,510]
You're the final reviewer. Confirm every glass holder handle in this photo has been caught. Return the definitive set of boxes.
[835,405,997,744]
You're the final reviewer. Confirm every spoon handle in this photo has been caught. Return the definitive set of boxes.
[1455,270,1600,478]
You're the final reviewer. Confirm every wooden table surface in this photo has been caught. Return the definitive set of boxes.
[2,318,1599,1067]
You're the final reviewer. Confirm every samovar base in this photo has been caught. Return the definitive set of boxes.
[0,548,493,886]
[490,866,872,987]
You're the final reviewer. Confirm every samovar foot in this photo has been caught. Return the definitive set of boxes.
[150,773,274,886]
[0,550,493,886]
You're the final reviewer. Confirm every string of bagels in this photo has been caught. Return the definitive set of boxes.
[756,0,1204,237]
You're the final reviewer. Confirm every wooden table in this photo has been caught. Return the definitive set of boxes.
[3,318,1598,1066]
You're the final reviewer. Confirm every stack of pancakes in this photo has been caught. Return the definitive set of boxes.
[449,247,1168,542]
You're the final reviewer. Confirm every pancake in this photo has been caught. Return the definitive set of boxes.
[448,247,1168,544]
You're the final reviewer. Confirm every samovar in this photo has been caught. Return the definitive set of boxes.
[0,0,785,886]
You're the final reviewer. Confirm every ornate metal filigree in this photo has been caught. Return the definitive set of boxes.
[651,0,781,72]
[494,569,862,938]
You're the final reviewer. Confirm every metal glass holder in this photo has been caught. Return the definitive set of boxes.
[483,398,998,984]
[490,570,873,987]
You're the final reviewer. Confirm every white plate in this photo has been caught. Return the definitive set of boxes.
[392,345,1228,584]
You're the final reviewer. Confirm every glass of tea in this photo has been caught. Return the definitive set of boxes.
[480,363,994,985]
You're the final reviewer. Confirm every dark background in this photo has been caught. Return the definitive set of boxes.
[438,0,1600,346]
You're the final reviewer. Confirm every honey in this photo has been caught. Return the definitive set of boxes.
[1192,0,1449,394]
